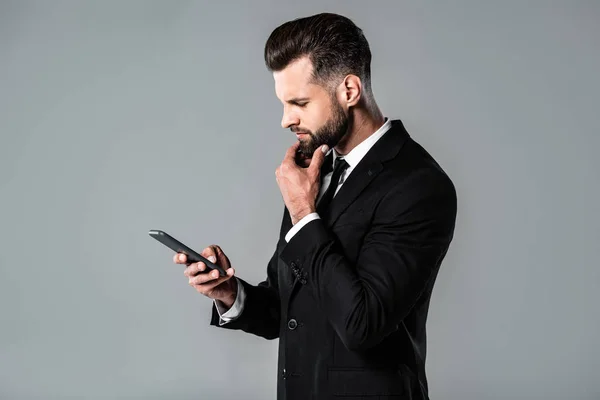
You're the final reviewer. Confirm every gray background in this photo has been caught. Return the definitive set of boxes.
[1,1,598,399]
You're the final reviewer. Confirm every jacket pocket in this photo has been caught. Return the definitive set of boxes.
[328,367,406,397]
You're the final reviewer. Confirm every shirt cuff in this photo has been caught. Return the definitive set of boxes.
[213,277,245,325]
[285,212,321,242]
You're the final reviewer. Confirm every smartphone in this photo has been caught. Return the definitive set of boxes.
[149,230,227,277]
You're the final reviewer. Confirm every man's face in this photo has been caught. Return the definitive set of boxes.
[274,57,350,158]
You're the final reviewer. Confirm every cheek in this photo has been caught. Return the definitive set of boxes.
[305,105,329,131]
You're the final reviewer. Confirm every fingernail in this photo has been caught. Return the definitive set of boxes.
[208,256,216,263]
[321,145,328,153]
[212,271,219,278]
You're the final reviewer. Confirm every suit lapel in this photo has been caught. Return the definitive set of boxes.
[322,119,410,227]
[287,119,411,296]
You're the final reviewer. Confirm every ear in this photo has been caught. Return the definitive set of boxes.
[337,74,362,108]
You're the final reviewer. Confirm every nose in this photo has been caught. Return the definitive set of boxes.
[281,108,300,129]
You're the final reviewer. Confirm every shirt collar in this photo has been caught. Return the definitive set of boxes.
[330,117,392,169]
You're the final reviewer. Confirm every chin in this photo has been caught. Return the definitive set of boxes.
[297,140,313,156]
[298,148,314,159]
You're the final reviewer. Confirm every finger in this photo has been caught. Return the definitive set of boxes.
[189,269,219,285]
[183,263,201,277]
[174,253,187,264]
[189,268,225,285]
[293,149,311,167]
[201,246,218,264]
[300,157,311,168]
[192,268,236,291]
[213,245,231,269]
[308,144,329,173]
[197,262,208,273]
[283,142,301,164]
[183,261,207,277]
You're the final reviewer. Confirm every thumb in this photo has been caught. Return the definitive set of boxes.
[309,144,329,172]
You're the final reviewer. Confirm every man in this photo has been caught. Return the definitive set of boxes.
[174,12,457,400]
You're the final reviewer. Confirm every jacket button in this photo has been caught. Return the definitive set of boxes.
[282,368,287,379]
[287,318,298,330]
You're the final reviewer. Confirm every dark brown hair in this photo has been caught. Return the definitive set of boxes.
[264,13,372,91]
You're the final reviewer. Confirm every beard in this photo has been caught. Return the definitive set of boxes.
[293,100,350,159]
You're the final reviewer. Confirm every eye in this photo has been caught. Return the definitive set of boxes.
[297,102,308,108]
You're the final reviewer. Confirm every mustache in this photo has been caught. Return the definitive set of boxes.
[290,127,313,135]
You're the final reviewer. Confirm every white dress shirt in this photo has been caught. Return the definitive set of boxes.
[214,118,393,324]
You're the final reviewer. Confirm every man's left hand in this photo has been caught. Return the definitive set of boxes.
[275,142,329,225]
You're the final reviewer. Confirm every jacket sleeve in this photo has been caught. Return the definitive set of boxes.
[279,169,457,351]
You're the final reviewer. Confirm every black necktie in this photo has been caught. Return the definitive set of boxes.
[317,156,349,215]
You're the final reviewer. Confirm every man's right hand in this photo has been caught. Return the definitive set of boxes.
[174,244,237,308]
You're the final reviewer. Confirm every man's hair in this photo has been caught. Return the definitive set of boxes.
[264,13,372,93]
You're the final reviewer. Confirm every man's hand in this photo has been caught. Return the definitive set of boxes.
[175,245,237,308]
[275,142,329,225]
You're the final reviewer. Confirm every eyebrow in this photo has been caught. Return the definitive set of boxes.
[286,97,310,105]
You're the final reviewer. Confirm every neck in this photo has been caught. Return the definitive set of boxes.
[334,102,385,156]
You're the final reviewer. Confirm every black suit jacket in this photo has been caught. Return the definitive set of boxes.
[211,119,457,400]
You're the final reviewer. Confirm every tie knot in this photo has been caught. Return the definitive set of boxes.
[322,154,348,176]
[334,157,348,172]
[316,156,349,215]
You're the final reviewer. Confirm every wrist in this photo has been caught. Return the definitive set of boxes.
[292,206,315,225]
[218,279,238,308]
